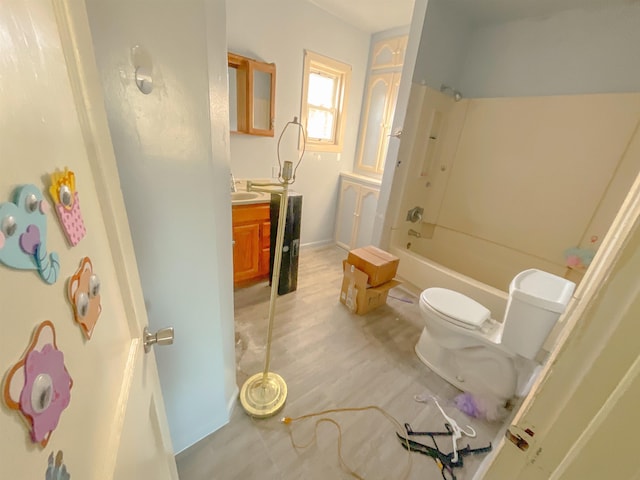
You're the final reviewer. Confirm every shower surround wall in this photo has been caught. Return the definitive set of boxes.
[382,0,640,292]
[392,85,640,291]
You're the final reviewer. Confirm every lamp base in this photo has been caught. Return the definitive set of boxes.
[239,372,287,418]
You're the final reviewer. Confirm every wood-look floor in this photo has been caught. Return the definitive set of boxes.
[176,245,503,479]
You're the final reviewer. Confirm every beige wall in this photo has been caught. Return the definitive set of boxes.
[395,84,640,290]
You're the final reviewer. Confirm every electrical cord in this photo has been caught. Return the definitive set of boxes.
[281,405,413,480]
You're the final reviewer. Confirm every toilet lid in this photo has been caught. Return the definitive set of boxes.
[421,288,490,329]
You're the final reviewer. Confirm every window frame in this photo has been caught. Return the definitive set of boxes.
[300,50,351,152]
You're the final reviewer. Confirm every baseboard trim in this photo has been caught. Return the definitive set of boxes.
[300,239,334,249]
[227,384,239,418]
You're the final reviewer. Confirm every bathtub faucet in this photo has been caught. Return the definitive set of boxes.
[408,229,421,238]
[406,206,424,223]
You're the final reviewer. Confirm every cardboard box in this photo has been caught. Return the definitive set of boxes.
[346,246,399,287]
[339,261,401,315]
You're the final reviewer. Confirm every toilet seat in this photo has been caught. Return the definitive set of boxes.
[420,288,490,330]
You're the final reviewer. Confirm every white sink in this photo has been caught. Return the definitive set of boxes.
[231,190,269,205]
[231,191,260,201]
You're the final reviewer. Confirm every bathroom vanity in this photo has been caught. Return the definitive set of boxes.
[231,195,271,286]
[231,180,303,290]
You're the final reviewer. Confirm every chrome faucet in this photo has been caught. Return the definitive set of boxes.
[408,229,422,238]
[230,173,237,193]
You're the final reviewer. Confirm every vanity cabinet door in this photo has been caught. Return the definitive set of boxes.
[259,221,271,277]
[232,203,270,286]
[233,223,261,283]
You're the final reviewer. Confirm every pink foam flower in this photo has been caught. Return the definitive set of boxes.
[3,321,73,447]
[565,255,582,268]
[19,344,72,443]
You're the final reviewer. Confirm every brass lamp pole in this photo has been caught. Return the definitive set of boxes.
[239,118,305,418]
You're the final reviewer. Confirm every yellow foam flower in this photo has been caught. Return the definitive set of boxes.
[49,168,76,208]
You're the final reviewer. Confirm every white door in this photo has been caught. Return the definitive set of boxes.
[0,1,177,479]
[478,162,640,478]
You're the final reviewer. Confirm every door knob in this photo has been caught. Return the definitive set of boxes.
[143,326,174,353]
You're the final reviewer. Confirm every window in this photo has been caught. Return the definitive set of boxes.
[300,50,351,152]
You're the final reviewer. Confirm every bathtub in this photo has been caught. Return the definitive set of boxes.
[388,231,508,321]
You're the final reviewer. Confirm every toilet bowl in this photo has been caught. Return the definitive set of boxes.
[415,269,575,403]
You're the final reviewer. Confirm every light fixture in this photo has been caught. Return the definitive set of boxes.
[238,117,306,418]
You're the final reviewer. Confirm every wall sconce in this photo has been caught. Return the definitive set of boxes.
[131,45,153,95]
[135,66,153,94]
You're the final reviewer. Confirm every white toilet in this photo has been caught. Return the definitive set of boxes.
[416,269,575,404]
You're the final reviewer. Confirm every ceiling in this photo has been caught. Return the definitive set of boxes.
[307,0,415,33]
[306,0,634,34]
[447,0,637,24]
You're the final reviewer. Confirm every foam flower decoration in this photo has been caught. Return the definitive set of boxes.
[564,247,595,270]
[68,256,102,339]
[3,321,73,447]
[46,451,71,480]
[0,184,60,284]
[48,168,86,246]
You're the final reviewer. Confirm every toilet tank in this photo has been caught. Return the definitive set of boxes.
[501,269,576,360]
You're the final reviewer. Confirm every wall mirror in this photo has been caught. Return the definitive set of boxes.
[228,52,275,137]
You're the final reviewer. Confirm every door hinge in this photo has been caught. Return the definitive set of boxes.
[506,428,530,451]
[506,424,536,452]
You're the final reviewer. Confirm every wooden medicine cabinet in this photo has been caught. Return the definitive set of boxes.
[228,52,276,137]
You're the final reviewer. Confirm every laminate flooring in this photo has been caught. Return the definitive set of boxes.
[176,245,503,479]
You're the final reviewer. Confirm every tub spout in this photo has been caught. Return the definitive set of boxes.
[408,229,421,238]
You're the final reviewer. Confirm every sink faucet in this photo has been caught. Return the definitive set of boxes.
[230,173,237,193]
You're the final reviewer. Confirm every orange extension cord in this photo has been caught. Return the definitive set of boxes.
[281,405,413,480]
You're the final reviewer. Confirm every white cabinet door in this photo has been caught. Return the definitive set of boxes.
[370,36,407,70]
[354,186,380,249]
[335,179,380,250]
[0,2,176,479]
[356,72,402,174]
[357,73,394,173]
[335,180,360,250]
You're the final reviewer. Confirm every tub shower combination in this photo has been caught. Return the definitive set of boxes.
[389,220,576,405]
[381,83,599,403]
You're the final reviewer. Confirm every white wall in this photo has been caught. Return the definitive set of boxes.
[412,2,640,99]
[85,0,236,453]
[412,0,473,92]
[226,0,370,246]
[460,4,640,98]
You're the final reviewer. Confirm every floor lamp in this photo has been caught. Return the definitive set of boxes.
[239,117,306,418]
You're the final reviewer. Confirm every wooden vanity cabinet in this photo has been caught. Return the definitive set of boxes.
[232,203,271,286]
